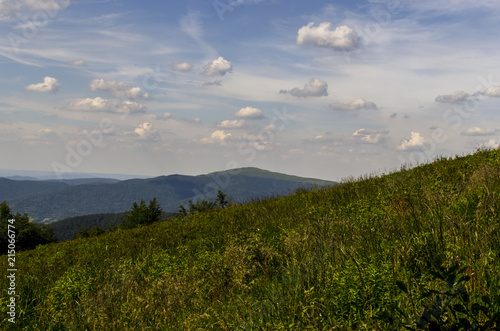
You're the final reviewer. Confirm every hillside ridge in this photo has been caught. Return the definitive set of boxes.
[1,149,500,329]
[2,167,335,222]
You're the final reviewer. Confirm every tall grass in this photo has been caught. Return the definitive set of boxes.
[1,149,500,329]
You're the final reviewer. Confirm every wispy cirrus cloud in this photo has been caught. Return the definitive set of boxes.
[0,0,70,19]
[435,91,472,104]
[461,127,497,136]
[69,59,86,67]
[172,62,193,72]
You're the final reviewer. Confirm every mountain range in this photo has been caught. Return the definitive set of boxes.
[0,167,335,222]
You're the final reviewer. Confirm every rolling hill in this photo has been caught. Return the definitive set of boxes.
[1,167,335,222]
[1,149,499,329]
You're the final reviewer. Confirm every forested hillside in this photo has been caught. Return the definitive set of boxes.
[1,149,499,329]
[3,167,334,222]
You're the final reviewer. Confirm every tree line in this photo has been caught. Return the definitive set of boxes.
[0,190,231,252]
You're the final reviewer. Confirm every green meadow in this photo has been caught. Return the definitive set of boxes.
[2,149,500,330]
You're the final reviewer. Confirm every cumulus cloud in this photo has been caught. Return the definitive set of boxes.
[330,98,378,111]
[200,130,231,145]
[203,57,232,76]
[353,129,387,144]
[218,120,245,129]
[90,79,149,100]
[482,86,500,97]
[67,97,145,114]
[280,78,328,98]
[25,77,61,93]
[296,22,362,51]
[461,127,497,136]
[172,62,193,72]
[397,132,425,151]
[435,91,471,104]
[134,122,160,141]
[234,107,264,119]
[69,59,86,67]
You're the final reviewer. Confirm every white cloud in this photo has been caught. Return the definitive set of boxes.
[203,57,232,76]
[182,117,202,124]
[280,78,328,98]
[0,0,70,19]
[296,22,362,51]
[482,86,500,97]
[397,132,425,151]
[435,91,471,104]
[203,80,223,86]
[69,59,86,67]
[24,128,58,143]
[25,76,61,93]
[461,127,497,136]
[200,130,231,145]
[172,62,193,72]
[353,129,387,144]
[67,97,145,114]
[38,128,57,139]
[478,139,500,149]
[234,107,264,119]
[134,122,160,141]
[218,119,245,129]
[330,98,378,111]
[90,79,149,100]
[156,112,172,120]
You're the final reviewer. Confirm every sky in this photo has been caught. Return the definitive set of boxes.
[0,0,499,181]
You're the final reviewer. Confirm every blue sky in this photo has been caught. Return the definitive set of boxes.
[0,0,499,181]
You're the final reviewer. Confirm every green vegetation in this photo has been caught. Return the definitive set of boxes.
[1,149,500,329]
[51,212,127,241]
[4,167,335,222]
[119,198,163,230]
[178,190,230,216]
[0,201,57,254]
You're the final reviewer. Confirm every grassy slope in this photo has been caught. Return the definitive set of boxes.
[1,149,500,330]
